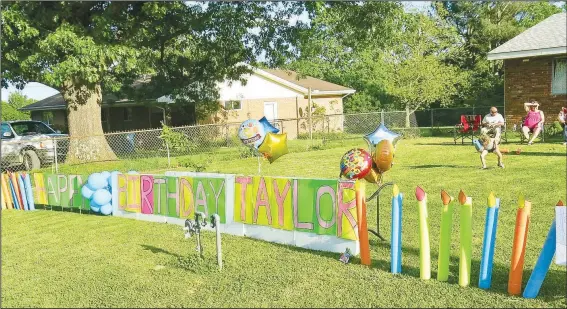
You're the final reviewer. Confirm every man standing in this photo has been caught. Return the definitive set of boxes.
[481,107,505,143]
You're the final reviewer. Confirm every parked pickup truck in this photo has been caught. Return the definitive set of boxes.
[1,120,68,171]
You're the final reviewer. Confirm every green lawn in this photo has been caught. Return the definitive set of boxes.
[3,137,566,308]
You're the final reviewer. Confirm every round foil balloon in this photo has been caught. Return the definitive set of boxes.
[340,148,372,180]
[238,119,266,149]
[374,140,394,173]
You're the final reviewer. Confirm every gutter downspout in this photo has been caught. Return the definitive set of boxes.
[296,96,300,139]
[156,106,167,126]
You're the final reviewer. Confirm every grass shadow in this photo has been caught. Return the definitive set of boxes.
[409,164,465,169]
[511,152,566,157]
[415,143,473,146]
[140,244,219,274]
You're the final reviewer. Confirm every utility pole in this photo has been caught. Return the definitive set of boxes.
[308,87,313,145]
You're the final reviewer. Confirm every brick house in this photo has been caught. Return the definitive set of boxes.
[20,67,355,139]
[487,13,566,128]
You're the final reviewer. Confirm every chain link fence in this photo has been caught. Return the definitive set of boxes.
[0,109,467,173]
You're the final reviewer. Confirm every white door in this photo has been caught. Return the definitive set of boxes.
[264,102,278,121]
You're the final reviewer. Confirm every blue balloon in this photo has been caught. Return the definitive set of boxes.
[364,124,401,146]
[92,189,112,206]
[100,203,113,216]
[90,200,101,213]
[473,139,483,152]
[259,116,280,134]
[101,171,111,179]
[88,173,108,190]
[81,184,95,199]
[238,119,266,149]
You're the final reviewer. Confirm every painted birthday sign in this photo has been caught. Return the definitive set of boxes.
[233,176,358,240]
[26,171,360,254]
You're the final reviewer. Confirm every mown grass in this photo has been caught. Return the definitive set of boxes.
[3,136,566,308]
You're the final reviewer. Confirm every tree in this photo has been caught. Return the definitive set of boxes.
[287,1,405,113]
[383,13,465,127]
[1,92,36,121]
[1,1,301,163]
[431,1,563,107]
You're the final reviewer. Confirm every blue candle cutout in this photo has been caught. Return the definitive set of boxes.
[523,217,557,299]
[391,184,402,274]
[23,174,35,210]
[18,174,29,210]
[479,193,500,289]
[8,176,20,210]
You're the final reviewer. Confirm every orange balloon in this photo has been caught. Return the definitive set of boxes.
[374,140,394,173]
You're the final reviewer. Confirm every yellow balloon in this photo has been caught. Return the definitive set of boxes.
[258,132,289,163]
[364,163,382,185]
[374,140,394,173]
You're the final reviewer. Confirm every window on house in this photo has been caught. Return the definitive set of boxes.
[224,100,241,110]
[42,112,54,125]
[552,58,567,94]
[124,107,132,121]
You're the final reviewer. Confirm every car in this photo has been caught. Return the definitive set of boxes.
[1,120,69,171]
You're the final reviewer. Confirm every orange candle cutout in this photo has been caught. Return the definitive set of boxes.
[355,180,371,266]
[508,195,532,296]
[1,174,13,209]
[10,173,24,210]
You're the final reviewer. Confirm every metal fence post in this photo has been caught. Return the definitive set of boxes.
[225,124,229,147]
[430,109,434,133]
[53,137,58,174]
[381,110,385,125]
[166,142,171,168]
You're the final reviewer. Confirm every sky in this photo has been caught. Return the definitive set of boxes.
[1,0,562,102]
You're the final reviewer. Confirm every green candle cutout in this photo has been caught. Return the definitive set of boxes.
[437,190,454,282]
[458,190,473,287]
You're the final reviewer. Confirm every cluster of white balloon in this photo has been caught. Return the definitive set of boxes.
[80,171,138,215]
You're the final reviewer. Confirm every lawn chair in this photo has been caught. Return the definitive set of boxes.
[517,117,545,144]
[454,115,480,145]
[484,120,508,144]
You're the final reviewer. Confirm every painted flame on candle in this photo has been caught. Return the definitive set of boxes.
[557,200,565,207]
[393,184,399,197]
[440,190,451,205]
[458,190,467,205]
[415,186,425,201]
[518,195,525,209]
[488,192,496,208]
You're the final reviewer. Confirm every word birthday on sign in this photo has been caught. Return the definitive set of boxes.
[234,176,358,240]
[114,174,228,223]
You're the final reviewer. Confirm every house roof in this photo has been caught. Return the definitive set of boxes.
[261,68,354,93]
[487,13,567,60]
[19,93,145,111]
[20,68,355,112]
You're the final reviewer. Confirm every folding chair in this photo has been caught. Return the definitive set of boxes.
[484,120,507,144]
[454,115,473,145]
[518,117,545,144]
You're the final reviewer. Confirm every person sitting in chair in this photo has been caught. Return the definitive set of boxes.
[558,107,567,146]
[522,100,545,145]
[481,107,504,144]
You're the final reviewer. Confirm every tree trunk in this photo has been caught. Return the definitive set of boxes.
[62,82,118,163]
[405,105,411,128]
